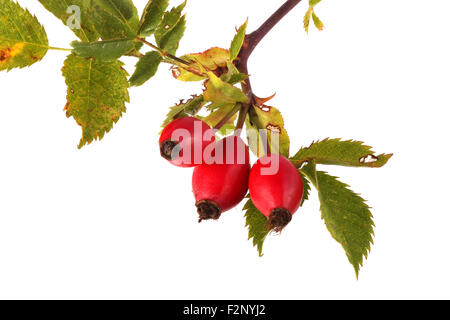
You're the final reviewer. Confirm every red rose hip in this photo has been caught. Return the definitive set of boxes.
[193,136,250,222]
[249,154,304,231]
[159,117,215,167]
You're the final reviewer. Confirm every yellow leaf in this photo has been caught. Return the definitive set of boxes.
[0,0,48,71]
[312,11,325,31]
[203,72,249,105]
[303,8,313,33]
[172,47,230,81]
[0,42,24,65]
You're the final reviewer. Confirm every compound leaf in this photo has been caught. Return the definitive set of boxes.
[230,18,248,61]
[301,161,374,278]
[62,54,129,148]
[71,39,135,60]
[244,198,271,257]
[129,51,162,86]
[139,0,169,37]
[291,138,392,168]
[0,0,49,71]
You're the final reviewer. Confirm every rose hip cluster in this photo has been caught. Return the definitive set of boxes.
[159,117,304,231]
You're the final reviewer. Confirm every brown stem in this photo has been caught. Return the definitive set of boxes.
[235,105,249,133]
[237,0,303,66]
[234,0,303,144]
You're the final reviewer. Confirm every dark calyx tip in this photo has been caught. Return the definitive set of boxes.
[269,208,292,232]
[196,200,222,222]
[160,140,179,161]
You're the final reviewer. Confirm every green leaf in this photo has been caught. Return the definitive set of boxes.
[309,0,323,6]
[154,1,186,45]
[158,14,186,54]
[90,0,139,40]
[202,103,239,136]
[62,54,130,148]
[216,118,237,137]
[299,171,311,206]
[312,12,324,31]
[245,116,264,157]
[220,62,248,84]
[230,18,248,61]
[303,7,313,33]
[244,198,271,257]
[0,0,48,71]
[71,39,135,60]
[139,0,169,37]
[38,0,99,42]
[172,66,205,82]
[162,95,206,128]
[301,161,374,278]
[304,0,324,33]
[187,48,230,70]
[247,105,290,157]
[291,138,393,168]
[203,72,249,105]
[129,51,162,86]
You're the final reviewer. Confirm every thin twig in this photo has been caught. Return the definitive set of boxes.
[137,37,190,66]
[234,0,303,147]
[214,103,242,130]
[48,46,72,52]
[237,0,303,65]
[137,38,208,77]
[235,103,249,132]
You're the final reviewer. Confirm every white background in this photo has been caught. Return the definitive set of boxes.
[0,0,448,299]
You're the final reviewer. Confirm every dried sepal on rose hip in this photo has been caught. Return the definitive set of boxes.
[192,135,251,222]
[249,154,304,232]
[159,117,215,167]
